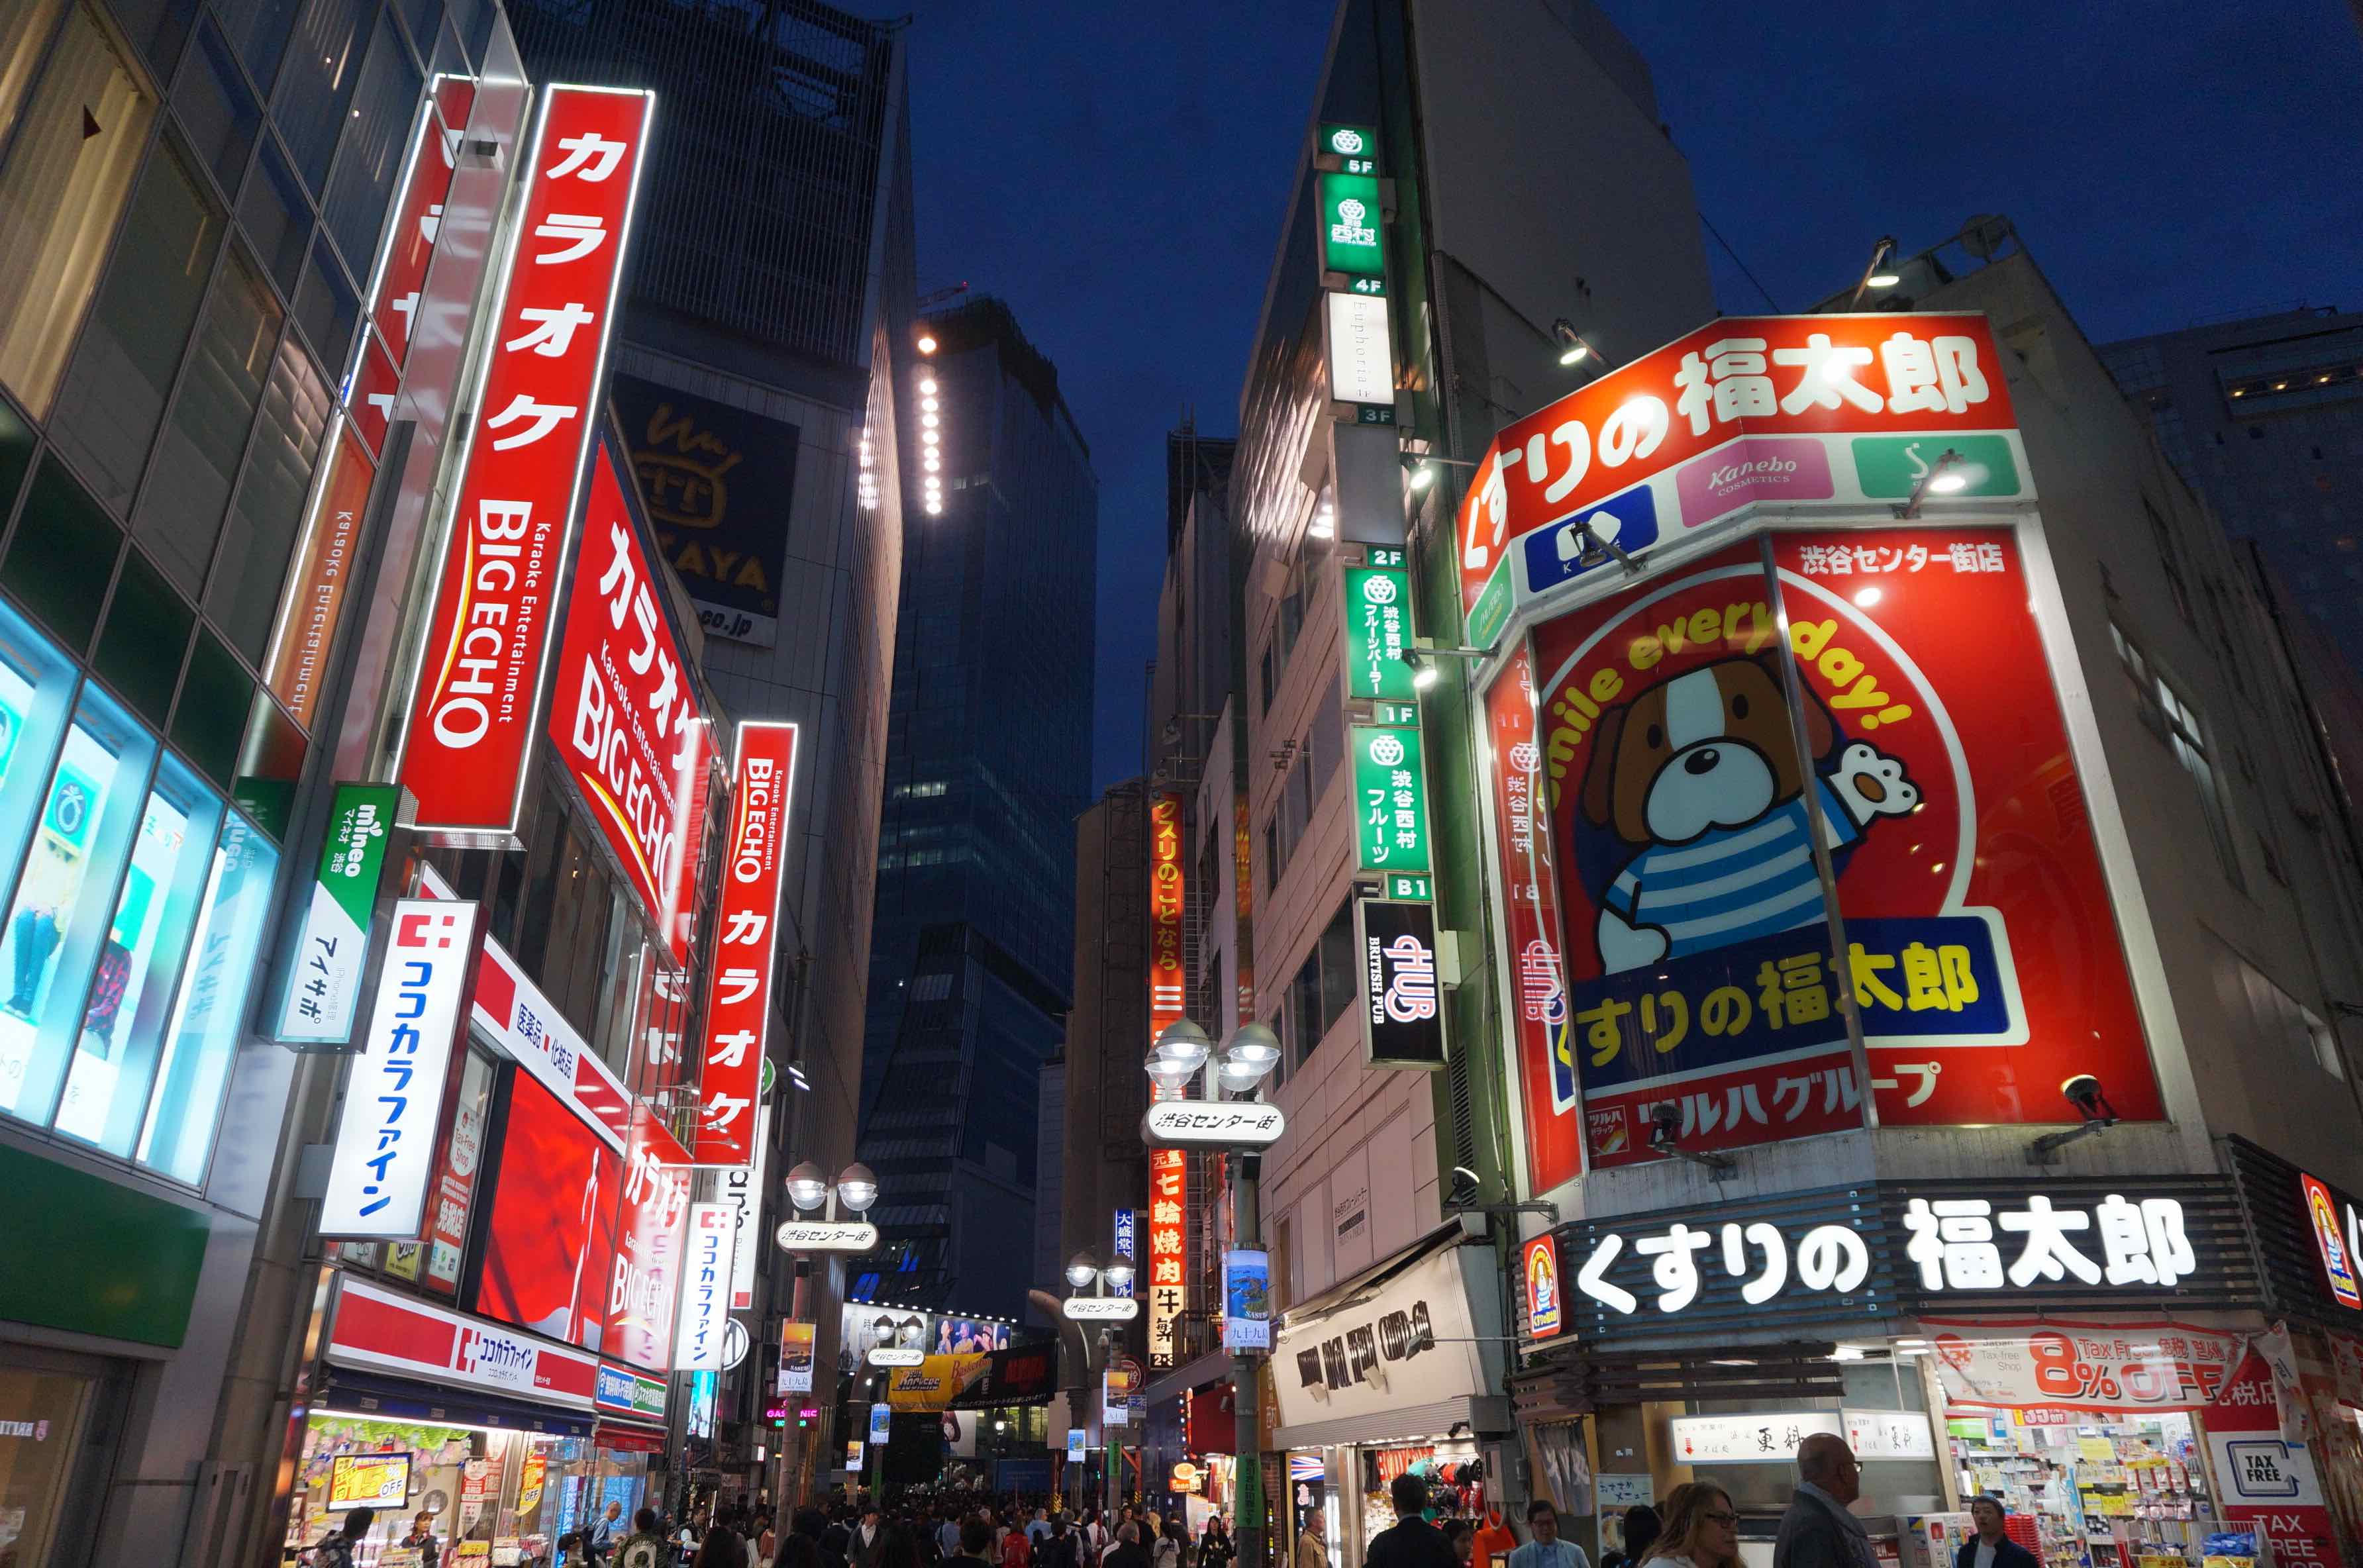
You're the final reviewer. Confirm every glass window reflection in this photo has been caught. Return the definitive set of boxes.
[52,750,223,1154]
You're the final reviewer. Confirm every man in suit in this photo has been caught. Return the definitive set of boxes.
[1774,1434,1874,1568]
[1954,1498,2039,1568]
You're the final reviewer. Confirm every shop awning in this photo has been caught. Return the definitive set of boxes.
[315,1367,597,1438]
[1509,1343,1849,1418]
[593,1422,668,1453]
[1269,1221,1509,1449]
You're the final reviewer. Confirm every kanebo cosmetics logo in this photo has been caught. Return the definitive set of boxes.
[1331,197,1377,250]
[459,1326,538,1388]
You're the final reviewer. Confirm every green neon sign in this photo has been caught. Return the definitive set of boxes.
[1321,170,1383,277]
[1352,724,1431,877]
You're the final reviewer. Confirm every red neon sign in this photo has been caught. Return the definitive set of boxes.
[545,440,711,964]
[689,721,799,1165]
[396,85,653,842]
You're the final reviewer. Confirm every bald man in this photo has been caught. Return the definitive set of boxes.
[1773,1433,1874,1568]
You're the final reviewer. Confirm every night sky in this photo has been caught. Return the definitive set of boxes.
[889,1,2363,793]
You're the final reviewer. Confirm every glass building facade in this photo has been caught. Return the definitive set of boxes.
[857,296,1097,1318]
[0,0,513,1561]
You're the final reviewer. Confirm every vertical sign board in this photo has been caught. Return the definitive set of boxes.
[673,1201,734,1372]
[1111,1208,1138,1298]
[1319,169,1383,278]
[544,438,710,964]
[1522,1234,1563,1341]
[1351,726,1431,877]
[723,1101,773,1309]
[691,721,799,1165]
[395,85,654,844]
[780,1320,816,1393]
[1325,291,1395,410]
[1341,552,1414,701]
[277,783,404,1044]
[1483,643,1582,1193]
[1223,1250,1270,1351]
[320,900,484,1236]
[1355,898,1446,1069]
[1146,791,1187,1369]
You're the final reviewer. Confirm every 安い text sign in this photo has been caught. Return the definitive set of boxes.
[691,722,797,1165]
[396,85,654,844]
[319,900,483,1236]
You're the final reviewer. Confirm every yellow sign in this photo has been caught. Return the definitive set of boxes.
[2078,1437,2116,1464]
[885,1353,989,1411]
[515,1450,546,1518]
[328,1452,411,1508]
[1171,1462,1201,1493]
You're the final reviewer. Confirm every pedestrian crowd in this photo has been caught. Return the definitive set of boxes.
[302,1436,2035,1568]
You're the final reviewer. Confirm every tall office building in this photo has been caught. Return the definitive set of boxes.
[2098,306,2363,667]
[508,0,917,1492]
[856,295,1097,1318]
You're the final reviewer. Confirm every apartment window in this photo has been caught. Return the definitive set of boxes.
[1,456,123,655]
[214,0,301,96]
[238,137,312,297]
[1258,644,1276,716]
[2142,499,2195,627]
[2112,620,2242,889]
[207,331,330,661]
[321,11,421,273]
[0,3,159,417]
[2217,944,2346,1082]
[1283,900,1357,1067]
[49,132,226,513]
[0,1,71,144]
[134,242,280,591]
[176,21,262,196]
[272,0,369,192]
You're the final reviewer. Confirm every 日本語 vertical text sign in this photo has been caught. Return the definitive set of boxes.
[1320,170,1383,277]
[673,1201,735,1372]
[545,439,708,965]
[320,899,484,1236]
[690,721,799,1165]
[1148,793,1186,1036]
[1148,1147,1185,1369]
[1342,555,1415,700]
[277,782,404,1044]
[397,86,654,842]
[1352,725,1431,875]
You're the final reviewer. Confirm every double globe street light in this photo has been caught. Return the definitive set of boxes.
[775,1159,880,1252]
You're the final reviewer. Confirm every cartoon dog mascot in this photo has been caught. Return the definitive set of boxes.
[1580,654,1917,973]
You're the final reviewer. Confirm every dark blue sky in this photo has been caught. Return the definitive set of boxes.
[888,1,2363,792]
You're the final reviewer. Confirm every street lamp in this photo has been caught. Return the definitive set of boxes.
[1140,1020,1283,1568]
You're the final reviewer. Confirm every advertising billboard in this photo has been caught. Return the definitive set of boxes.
[328,1453,411,1509]
[1454,314,2024,649]
[1146,790,1186,1369]
[611,373,802,648]
[276,783,403,1045]
[932,1318,1011,1355]
[781,1320,817,1393]
[1513,526,2158,1172]
[319,900,483,1237]
[475,1073,617,1349]
[544,438,711,964]
[691,720,797,1165]
[395,85,654,844]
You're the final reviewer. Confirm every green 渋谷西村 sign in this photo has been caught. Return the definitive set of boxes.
[1320,122,1378,173]
[1849,434,2021,499]
[1352,724,1431,877]
[1342,556,1415,701]
[276,781,403,1046]
[1321,170,1383,278]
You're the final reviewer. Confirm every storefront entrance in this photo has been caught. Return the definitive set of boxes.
[0,1344,128,1568]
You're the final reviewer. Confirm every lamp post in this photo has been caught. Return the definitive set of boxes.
[1143,1020,1283,1568]
[1059,1251,1136,1518]
[774,1161,880,1502]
